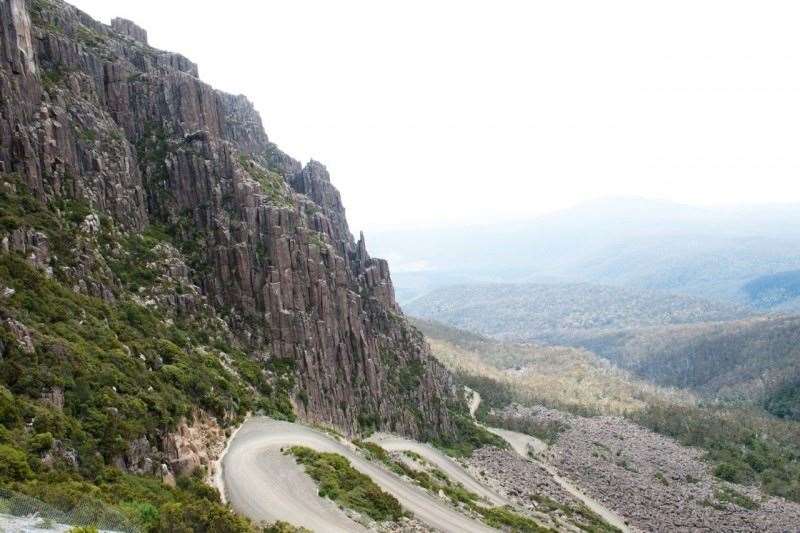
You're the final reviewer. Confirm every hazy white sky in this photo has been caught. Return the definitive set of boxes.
[69,0,800,233]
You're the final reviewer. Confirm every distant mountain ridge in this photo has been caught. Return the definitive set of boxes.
[405,282,749,342]
[744,270,800,310]
[370,197,800,309]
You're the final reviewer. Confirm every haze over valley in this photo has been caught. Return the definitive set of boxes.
[373,198,800,311]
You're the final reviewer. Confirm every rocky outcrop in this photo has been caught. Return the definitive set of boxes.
[2,226,50,273]
[161,413,226,477]
[0,0,458,440]
[110,17,147,44]
[3,318,34,354]
[103,413,226,482]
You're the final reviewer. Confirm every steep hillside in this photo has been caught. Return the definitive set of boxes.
[411,317,693,417]
[573,315,800,418]
[416,317,800,510]
[0,0,462,528]
[406,283,747,342]
[744,270,800,310]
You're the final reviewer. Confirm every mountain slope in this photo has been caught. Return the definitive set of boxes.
[743,270,800,310]
[411,317,693,417]
[572,315,800,416]
[415,317,800,513]
[0,0,463,527]
[406,282,748,342]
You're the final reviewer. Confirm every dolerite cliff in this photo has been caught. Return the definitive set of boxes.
[0,0,459,478]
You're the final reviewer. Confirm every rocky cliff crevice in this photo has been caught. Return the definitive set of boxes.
[0,0,458,451]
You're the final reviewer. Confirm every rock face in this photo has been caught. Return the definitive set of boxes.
[0,0,457,439]
[161,413,225,477]
[110,17,147,44]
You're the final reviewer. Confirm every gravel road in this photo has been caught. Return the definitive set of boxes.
[485,425,631,532]
[484,425,547,456]
[471,393,631,533]
[221,417,497,533]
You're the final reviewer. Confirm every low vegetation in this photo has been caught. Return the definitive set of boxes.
[712,485,760,511]
[238,156,294,208]
[1,467,256,532]
[0,255,265,531]
[476,505,554,533]
[528,493,620,533]
[262,522,312,533]
[354,440,478,506]
[286,446,404,522]
[431,412,507,457]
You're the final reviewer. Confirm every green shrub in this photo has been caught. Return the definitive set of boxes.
[237,156,293,208]
[432,413,506,457]
[475,505,553,532]
[263,522,312,533]
[0,385,20,425]
[353,440,391,463]
[28,432,54,453]
[176,469,220,503]
[714,462,744,483]
[714,485,759,510]
[0,243,272,531]
[0,253,258,459]
[155,501,253,533]
[287,446,403,522]
[0,444,33,480]
[119,501,159,530]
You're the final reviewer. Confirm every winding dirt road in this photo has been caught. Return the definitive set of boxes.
[221,417,496,533]
[220,401,630,532]
[484,425,547,456]
[484,425,630,532]
[470,392,631,532]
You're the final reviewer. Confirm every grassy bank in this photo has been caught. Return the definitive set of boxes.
[286,446,404,522]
